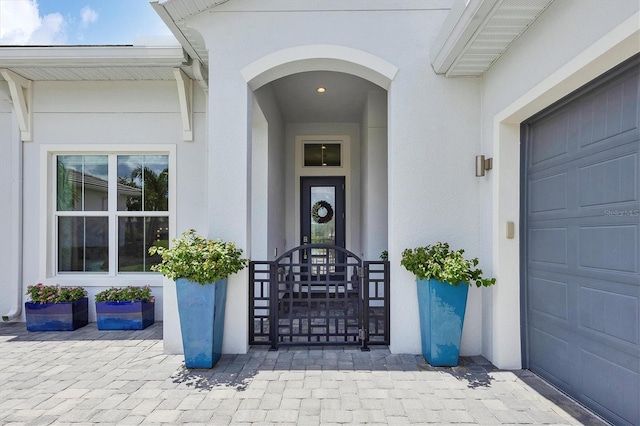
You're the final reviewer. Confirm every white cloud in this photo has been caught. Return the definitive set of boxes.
[80,5,97,28]
[0,0,66,45]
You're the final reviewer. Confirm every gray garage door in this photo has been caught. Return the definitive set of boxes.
[522,55,639,426]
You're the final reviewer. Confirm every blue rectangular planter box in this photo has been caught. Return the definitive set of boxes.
[25,297,89,331]
[96,300,155,330]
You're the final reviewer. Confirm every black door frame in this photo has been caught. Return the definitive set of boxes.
[300,176,346,248]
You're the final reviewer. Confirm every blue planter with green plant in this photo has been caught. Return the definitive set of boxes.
[401,243,495,367]
[149,230,248,369]
[95,286,155,330]
[25,284,88,331]
[96,300,155,330]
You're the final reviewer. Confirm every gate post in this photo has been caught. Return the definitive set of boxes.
[268,262,278,351]
[360,264,370,352]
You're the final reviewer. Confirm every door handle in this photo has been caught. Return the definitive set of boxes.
[303,236,308,260]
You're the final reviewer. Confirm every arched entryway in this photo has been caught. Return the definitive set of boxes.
[243,46,397,348]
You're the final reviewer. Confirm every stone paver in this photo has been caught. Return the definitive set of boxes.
[0,322,609,425]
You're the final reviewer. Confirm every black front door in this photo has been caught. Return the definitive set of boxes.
[300,176,345,248]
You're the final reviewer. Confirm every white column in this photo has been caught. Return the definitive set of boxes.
[208,70,251,355]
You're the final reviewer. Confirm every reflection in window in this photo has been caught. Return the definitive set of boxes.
[58,216,109,272]
[310,186,336,274]
[118,217,169,272]
[55,153,170,275]
[57,155,108,211]
[117,155,169,212]
[304,143,341,167]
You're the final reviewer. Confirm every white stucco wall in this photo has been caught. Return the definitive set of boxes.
[254,85,287,260]
[361,90,388,260]
[186,2,486,356]
[0,97,21,321]
[480,1,639,368]
[250,96,269,260]
[1,80,208,339]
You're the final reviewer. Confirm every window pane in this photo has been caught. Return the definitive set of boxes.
[118,216,169,272]
[117,155,169,212]
[310,186,336,275]
[304,143,341,167]
[117,155,143,211]
[57,155,108,211]
[58,216,108,272]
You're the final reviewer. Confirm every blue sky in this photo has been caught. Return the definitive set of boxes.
[0,0,175,45]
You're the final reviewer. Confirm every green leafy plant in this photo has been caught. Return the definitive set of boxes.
[148,229,248,285]
[401,242,496,287]
[26,283,88,304]
[380,250,388,261]
[95,286,154,303]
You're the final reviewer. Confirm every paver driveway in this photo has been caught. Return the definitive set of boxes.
[0,322,608,425]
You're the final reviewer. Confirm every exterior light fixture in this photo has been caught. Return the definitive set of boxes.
[475,155,493,177]
[316,87,326,93]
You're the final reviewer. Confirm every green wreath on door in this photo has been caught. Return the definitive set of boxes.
[311,200,334,224]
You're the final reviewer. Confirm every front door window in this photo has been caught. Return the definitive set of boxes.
[301,177,345,276]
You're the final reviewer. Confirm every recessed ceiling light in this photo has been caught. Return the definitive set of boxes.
[316,87,326,93]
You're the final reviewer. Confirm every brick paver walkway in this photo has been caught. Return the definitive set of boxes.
[0,322,608,425]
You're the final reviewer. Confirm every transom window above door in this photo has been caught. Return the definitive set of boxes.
[303,142,341,167]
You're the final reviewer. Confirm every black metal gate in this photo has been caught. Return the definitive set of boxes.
[249,244,389,350]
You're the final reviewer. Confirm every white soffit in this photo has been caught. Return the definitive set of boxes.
[431,0,554,77]
[0,46,189,81]
[152,0,231,65]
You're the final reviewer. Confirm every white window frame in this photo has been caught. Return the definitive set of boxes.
[40,144,177,285]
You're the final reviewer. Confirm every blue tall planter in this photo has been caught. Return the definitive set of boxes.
[176,278,228,369]
[25,298,89,331]
[416,278,469,367]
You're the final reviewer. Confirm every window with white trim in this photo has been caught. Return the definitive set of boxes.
[55,154,169,274]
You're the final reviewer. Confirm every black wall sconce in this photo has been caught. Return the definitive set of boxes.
[476,155,493,177]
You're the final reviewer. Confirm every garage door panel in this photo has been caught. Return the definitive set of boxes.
[530,112,571,166]
[529,172,568,213]
[578,153,637,207]
[529,227,568,265]
[524,55,639,425]
[580,74,639,148]
[580,349,639,426]
[603,80,624,137]
[579,286,639,344]
[578,225,638,273]
[529,276,568,320]
[528,267,639,353]
[528,128,638,176]
[529,327,571,387]
[622,77,640,131]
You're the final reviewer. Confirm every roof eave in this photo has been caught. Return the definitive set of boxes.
[0,45,188,68]
[150,1,204,65]
[430,0,554,77]
[430,0,496,75]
